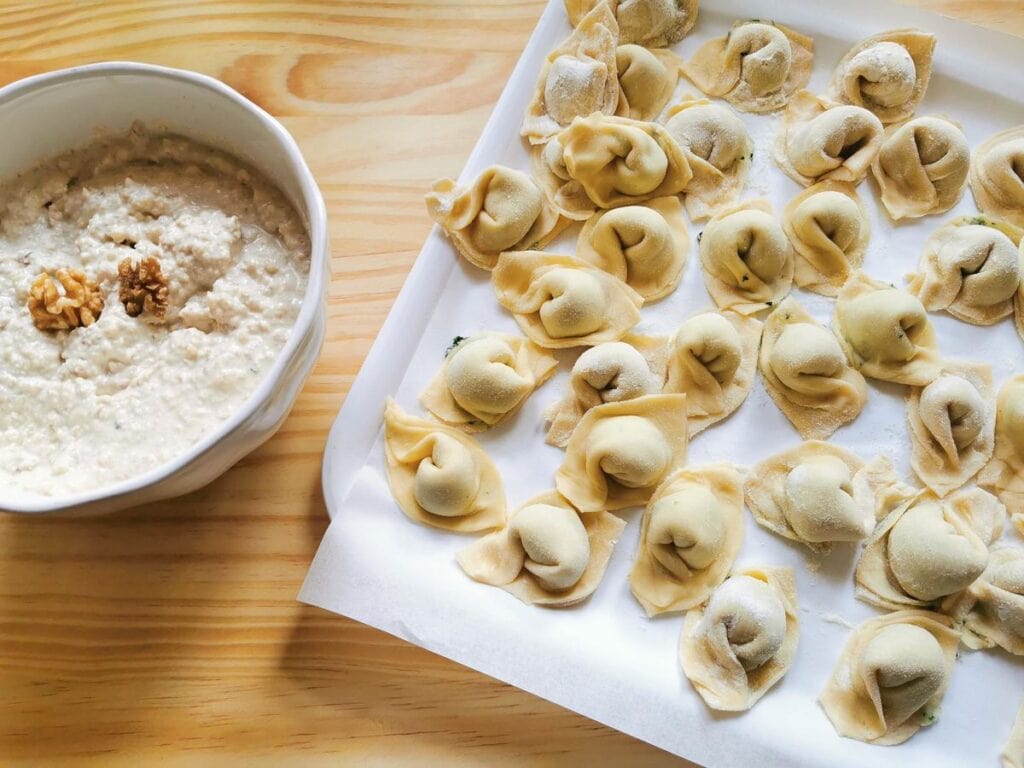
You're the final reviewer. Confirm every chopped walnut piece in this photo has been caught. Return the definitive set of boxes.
[28,268,104,331]
[118,256,168,319]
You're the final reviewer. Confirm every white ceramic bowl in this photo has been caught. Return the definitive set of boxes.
[0,62,329,515]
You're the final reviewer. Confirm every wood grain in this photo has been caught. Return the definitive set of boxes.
[0,2,1018,765]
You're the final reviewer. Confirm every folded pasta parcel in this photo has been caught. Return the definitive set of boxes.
[828,29,936,124]
[698,200,794,315]
[457,490,626,608]
[575,196,688,302]
[855,469,1005,612]
[564,0,698,49]
[660,310,762,437]
[745,441,877,552]
[679,566,799,711]
[383,399,506,532]
[907,215,1023,326]
[782,181,869,296]
[492,251,643,349]
[979,373,1024,534]
[663,96,753,221]
[426,165,563,270]
[682,20,813,114]
[532,112,692,220]
[420,332,558,432]
[774,91,884,187]
[759,297,868,440]
[833,270,942,386]
[522,1,619,145]
[555,393,688,512]
[544,339,662,448]
[629,463,744,616]
[948,545,1024,656]
[871,115,970,220]
[820,610,959,745]
[970,125,1024,230]
[906,360,995,497]
[614,44,682,122]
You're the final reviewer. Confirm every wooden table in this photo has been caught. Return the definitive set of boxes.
[0,1,1019,764]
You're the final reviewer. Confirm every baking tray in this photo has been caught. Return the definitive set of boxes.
[300,2,1024,765]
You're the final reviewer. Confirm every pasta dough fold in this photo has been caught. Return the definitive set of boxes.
[907,216,1023,326]
[682,21,813,113]
[565,0,698,48]
[533,113,692,220]
[575,196,688,301]
[661,310,762,436]
[629,463,744,616]
[745,441,876,552]
[774,91,884,187]
[970,126,1024,230]
[556,393,688,512]
[615,44,682,121]
[383,399,506,531]
[855,472,1004,611]
[544,338,662,448]
[819,610,959,745]
[421,332,559,432]
[871,116,969,220]
[907,360,995,497]
[457,490,626,607]
[827,29,936,124]
[679,566,799,711]
[492,251,643,348]
[758,297,867,439]
[698,200,794,315]
[523,1,619,144]
[663,97,752,221]
[834,270,942,386]
[949,545,1024,656]
[426,166,563,270]
[782,181,869,296]
[979,374,1024,535]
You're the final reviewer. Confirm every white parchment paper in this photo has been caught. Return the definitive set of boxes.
[301,1,1024,765]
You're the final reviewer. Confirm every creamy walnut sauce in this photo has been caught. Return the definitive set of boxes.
[0,124,310,496]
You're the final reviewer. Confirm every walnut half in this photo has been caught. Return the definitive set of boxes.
[118,256,168,319]
[28,269,104,331]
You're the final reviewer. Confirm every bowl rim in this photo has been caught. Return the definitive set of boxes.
[0,61,329,514]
